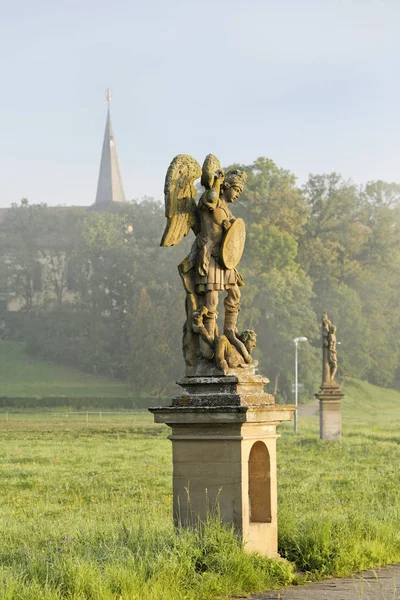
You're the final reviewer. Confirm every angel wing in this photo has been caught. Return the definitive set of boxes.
[160,154,202,247]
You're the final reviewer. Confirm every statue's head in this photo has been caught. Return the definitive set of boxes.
[222,169,247,203]
[238,329,257,354]
[330,325,336,334]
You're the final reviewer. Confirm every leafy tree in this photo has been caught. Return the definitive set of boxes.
[225,158,319,399]
[3,162,400,399]
[0,200,50,310]
[300,175,400,385]
[0,200,82,310]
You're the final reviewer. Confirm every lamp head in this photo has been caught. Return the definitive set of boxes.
[294,336,308,343]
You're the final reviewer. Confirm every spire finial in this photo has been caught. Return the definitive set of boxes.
[106,88,112,109]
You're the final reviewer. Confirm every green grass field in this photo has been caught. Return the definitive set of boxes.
[278,378,400,577]
[0,378,399,599]
[0,341,131,397]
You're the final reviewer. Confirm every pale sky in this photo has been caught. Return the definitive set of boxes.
[1,0,399,207]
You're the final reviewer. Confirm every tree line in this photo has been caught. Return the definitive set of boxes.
[1,158,400,400]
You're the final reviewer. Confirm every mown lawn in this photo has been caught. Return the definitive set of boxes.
[0,341,131,397]
[0,378,399,599]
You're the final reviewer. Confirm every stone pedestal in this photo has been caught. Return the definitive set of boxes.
[316,386,344,441]
[150,374,295,557]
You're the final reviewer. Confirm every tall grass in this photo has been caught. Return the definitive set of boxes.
[278,378,400,578]
[0,427,293,599]
[278,423,400,578]
[0,513,294,599]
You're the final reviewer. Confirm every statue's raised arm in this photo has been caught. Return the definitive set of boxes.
[160,154,202,247]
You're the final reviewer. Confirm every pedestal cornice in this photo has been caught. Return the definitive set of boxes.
[315,386,344,403]
[149,404,296,425]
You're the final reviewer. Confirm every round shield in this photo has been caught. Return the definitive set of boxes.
[221,218,246,270]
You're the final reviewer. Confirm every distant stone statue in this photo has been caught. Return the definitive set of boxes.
[321,313,339,387]
[328,325,338,381]
[161,154,255,375]
[316,313,343,441]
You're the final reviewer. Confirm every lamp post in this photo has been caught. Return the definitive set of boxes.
[294,336,308,433]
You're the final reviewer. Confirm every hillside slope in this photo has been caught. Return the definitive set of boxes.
[342,377,400,424]
[0,341,132,397]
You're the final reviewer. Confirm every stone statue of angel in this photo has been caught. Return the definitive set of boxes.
[161,154,254,375]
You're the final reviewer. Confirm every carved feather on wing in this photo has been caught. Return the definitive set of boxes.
[160,154,202,247]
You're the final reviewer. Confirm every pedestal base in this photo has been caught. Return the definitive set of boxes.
[150,374,295,557]
[315,386,344,441]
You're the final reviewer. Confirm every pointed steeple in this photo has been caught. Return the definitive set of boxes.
[94,89,126,207]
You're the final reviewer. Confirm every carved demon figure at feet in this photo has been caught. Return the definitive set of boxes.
[161,154,257,376]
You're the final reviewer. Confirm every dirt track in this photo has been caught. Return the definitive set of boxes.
[297,399,319,417]
[246,565,400,599]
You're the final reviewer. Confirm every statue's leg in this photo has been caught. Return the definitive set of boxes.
[204,290,218,340]
[215,335,229,371]
[224,286,251,363]
[322,344,331,385]
[182,292,199,366]
[223,285,240,334]
[179,268,199,366]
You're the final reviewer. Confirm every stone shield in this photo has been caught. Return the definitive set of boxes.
[221,218,246,270]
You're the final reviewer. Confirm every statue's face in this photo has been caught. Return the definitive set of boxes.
[224,185,242,203]
[245,336,257,354]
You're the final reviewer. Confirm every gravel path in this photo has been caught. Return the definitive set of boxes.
[297,399,319,417]
[244,565,400,599]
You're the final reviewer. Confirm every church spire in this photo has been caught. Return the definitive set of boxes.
[94,89,126,207]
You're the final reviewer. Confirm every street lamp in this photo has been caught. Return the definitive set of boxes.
[293,336,308,433]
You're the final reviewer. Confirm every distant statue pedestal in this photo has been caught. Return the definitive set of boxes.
[150,373,295,557]
[315,384,344,441]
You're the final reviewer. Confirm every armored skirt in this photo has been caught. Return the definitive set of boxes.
[195,255,240,293]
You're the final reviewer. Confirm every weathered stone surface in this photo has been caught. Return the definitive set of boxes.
[151,404,295,425]
[317,312,343,440]
[155,152,296,558]
[221,217,246,269]
[149,400,295,557]
[185,360,257,378]
[321,312,339,386]
[150,373,295,558]
[161,154,256,374]
[171,374,273,407]
[315,388,344,441]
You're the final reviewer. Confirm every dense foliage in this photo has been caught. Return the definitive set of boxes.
[2,158,400,399]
